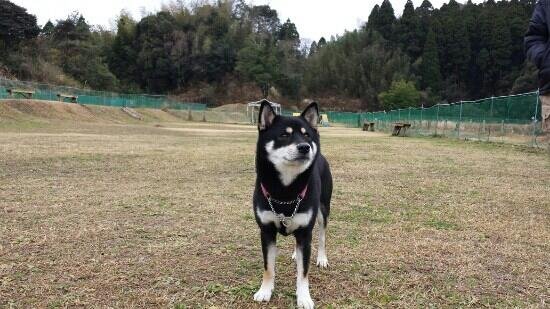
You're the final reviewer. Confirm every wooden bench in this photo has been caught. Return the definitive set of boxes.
[57,93,78,103]
[362,122,375,132]
[6,89,34,99]
[392,122,411,136]
[121,107,143,120]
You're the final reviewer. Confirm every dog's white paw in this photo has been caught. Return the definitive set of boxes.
[297,294,315,309]
[253,287,272,302]
[316,255,328,268]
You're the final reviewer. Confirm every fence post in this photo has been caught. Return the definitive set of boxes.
[420,103,424,126]
[478,120,482,140]
[420,104,424,133]
[532,90,540,146]
[488,96,494,142]
[435,104,440,136]
[501,120,505,143]
[458,101,463,139]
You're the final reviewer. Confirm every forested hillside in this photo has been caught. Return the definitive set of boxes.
[0,0,539,110]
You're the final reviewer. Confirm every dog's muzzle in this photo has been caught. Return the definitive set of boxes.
[297,143,310,154]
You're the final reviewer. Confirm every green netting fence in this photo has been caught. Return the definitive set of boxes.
[326,92,544,145]
[0,78,207,110]
[0,77,544,145]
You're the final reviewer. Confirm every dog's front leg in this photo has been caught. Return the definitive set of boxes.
[295,230,314,309]
[254,228,277,302]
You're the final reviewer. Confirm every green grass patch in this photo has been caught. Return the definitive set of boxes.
[333,204,393,224]
[425,219,459,230]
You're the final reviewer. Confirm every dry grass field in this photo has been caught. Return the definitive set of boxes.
[1,101,549,308]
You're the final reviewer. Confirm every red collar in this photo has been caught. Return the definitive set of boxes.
[260,183,308,201]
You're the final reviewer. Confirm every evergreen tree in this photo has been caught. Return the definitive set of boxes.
[41,21,55,37]
[249,5,280,41]
[0,0,40,51]
[134,11,177,93]
[437,0,470,98]
[201,6,237,83]
[367,4,380,29]
[416,0,435,19]
[309,41,318,56]
[108,12,138,88]
[508,1,529,68]
[317,37,327,48]
[236,37,279,97]
[75,16,91,40]
[486,13,512,93]
[276,19,302,98]
[420,28,441,91]
[397,0,421,59]
[415,0,434,48]
[376,0,396,41]
[278,18,299,42]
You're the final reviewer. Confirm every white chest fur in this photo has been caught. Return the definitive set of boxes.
[256,208,313,233]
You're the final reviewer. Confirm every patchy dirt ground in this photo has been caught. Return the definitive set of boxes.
[0,116,549,308]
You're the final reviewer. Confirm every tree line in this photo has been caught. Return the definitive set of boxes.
[0,0,539,110]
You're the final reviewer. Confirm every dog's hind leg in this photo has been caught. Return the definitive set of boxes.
[316,208,329,268]
[254,229,277,302]
[295,230,314,309]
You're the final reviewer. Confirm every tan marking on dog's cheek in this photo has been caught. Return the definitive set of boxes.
[286,127,293,134]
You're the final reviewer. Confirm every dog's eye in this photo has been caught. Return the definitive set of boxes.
[303,132,310,137]
[280,133,290,138]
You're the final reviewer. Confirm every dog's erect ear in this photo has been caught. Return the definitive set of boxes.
[301,101,320,129]
[258,100,276,131]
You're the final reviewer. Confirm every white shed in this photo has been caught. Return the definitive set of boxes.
[246,99,282,124]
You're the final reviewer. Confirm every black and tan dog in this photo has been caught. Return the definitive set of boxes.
[252,100,333,309]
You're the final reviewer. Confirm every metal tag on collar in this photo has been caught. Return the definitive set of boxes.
[278,214,292,227]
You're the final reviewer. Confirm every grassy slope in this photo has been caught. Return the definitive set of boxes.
[0,103,549,308]
[0,100,183,129]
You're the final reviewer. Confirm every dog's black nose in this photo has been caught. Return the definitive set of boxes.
[297,143,311,154]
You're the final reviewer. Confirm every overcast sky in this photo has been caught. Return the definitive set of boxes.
[12,0,485,41]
